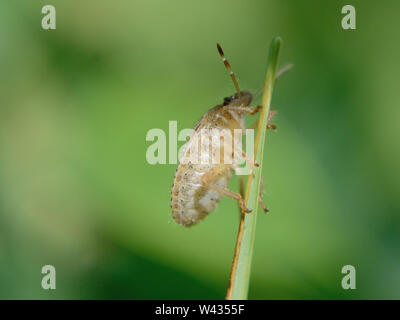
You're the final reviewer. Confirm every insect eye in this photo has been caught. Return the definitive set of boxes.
[223,96,232,105]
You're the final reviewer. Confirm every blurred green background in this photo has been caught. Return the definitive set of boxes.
[1,0,399,299]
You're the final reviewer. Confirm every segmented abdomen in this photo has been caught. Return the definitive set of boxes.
[171,163,232,227]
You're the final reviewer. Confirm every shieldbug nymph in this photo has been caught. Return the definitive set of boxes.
[171,44,275,227]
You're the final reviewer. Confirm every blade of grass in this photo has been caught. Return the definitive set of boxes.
[226,37,282,300]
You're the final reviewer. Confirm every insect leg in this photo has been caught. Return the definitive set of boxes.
[201,166,252,214]
[232,141,259,169]
[223,105,262,115]
[258,176,269,213]
[266,110,277,131]
[250,109,277,130]
[232,141,268,206]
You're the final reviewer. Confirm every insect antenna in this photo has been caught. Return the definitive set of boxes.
[217,43,241,96]
[253,63,294,101]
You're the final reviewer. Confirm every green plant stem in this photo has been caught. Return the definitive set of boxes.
[226,37,282,300]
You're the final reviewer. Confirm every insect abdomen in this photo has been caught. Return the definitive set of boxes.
[171,164,232,227]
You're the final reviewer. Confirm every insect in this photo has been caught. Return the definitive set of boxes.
[171,44,276,227]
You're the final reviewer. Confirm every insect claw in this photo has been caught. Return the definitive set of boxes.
[259,200,270,214]
[241,206,252,214]
[239,199,252,214]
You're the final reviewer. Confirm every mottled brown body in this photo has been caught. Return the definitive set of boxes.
[171,91,256,226]
[170,43,280,227]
